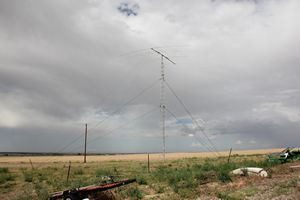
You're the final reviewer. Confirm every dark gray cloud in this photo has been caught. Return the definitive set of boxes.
[118,2,139,16]
[0,0,299,153]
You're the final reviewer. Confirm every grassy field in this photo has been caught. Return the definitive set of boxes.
[0,149,299,200]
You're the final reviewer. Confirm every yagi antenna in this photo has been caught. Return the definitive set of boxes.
[151,48,176,65]
[151,48,175,162]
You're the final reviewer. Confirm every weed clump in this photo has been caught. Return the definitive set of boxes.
[23,171,33,182]
[0,168,9,174]
[218,170,232,182]
[127,187,143,199]
[136,175,147,185]
[0,168,15,185]
[0,174,15,184]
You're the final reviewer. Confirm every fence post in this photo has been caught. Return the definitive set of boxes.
[67,161,71,184]
[29,159,34,170]
[147,154,150,173]
[227,148,232,163]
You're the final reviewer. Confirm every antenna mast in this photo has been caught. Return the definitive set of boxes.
[151,48,175,162]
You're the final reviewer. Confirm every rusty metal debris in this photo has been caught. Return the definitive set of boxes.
[50,178,136,200]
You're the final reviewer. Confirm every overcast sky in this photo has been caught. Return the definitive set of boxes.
[0,0,299,153]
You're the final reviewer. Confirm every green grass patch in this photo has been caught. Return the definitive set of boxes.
[0,173,15,184]
[0,168,15,184]
[73,167,84,175]
[136,175,147,185]
[0,168,9,174]
[125,186,143,199]
[22,171,33,182]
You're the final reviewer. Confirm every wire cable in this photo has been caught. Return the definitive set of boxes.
[165,107,216,154]
[165,81,221,156]
[88,79,160,131]
[68,106,159,153]
[56,133,84,153]
[165,107,219,157]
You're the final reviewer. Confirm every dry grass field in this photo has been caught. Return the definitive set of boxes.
[0,148,284,164]
[1,148,299,200]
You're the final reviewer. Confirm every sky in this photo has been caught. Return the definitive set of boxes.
[0,0,299,153]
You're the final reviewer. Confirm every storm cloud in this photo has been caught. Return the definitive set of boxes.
[0,0,299,153]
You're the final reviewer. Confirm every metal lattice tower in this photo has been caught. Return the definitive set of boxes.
[151,48,175,162]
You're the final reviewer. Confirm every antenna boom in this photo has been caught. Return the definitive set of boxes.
[151,48,176,65]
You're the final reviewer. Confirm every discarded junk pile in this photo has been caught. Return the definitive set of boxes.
[268,147,300,163]
[50,177,136,200]
[231,147,300,179]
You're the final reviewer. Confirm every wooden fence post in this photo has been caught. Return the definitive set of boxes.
[147,154,150,173]
[67,161,71,184]
[227,148,232,163]
[29,159,34,170]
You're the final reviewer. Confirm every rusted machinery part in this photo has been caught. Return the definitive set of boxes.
[50,179,136,200]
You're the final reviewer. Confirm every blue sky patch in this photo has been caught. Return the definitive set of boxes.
[176,118,193,125]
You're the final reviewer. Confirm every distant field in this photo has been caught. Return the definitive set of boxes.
[0,148,283,163]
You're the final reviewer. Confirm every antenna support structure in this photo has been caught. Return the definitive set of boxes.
[151,48,175,162]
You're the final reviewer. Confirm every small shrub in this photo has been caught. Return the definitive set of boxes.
[37,172,47,182]
[0,168,8,174]
[0,168,14,184]
[194,171,207,182]
[23,171,33,182]
[156,186,165,193]
[127,187,143,199]
[217,170,232,183]
[0,174,15,184]
[136,176,147,185]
